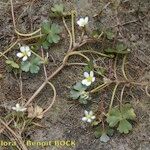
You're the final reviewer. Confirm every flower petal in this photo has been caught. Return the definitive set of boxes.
[90,71,94,77]
[77,18,85,27]
[12,107,16,110]
[84,110,88,115]
[20,46,26,52]
[82,117,87,122]
[89,111,93,115]
[16,52,23,58]
[91,116,96,120]
[85,17,89,24]
[82,79,88,85]
[25,46,30,52]
[16,103,20,108]
[92,77,95,82]
[21,108,27,112]
[87,119,92,123]
[85,81,91,86]
[27,51,31,57]
[22,56,28,61]
[84,72,89,78]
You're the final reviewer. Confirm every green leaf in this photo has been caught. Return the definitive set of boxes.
[107,104,136,134]
[21,57,41,74]
[21,61,31,72]
[41,22,61,48]
[104,43,130,54]
[107,128,114,136]
[106,107,122,127]
[91,121,100,126]
[29,65,40,74]
[70,90,80,99]
[31,56,41,65]
[84,61,94,72]
[79,98,88,104]
[70,82,89,104]
[100,133,110,142]
[41,21,51,34]
[92,30,102,39]
[105,29,116,40]
[121,104,136,120]
[94,126,113,140]
[94,128,103,138]
[6,60,19,69]
[42,41,49,49]
[52,34,60,43]
[117,119,132,134]
[51,4,64,15]
[73,82,87,91]
[47,34,53,43]
[116,43,127,51]
[51,23,61,34]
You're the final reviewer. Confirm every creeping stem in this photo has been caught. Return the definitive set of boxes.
[108,83,119,113]
[71,11,76,46]
[145,85,150,97]
[122,55,128,80]
[90,83,111,93]
[78,50,113,58]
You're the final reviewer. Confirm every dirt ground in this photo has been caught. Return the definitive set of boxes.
[0,0,150,150]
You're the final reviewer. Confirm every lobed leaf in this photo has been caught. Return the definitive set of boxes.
[21,57,42,74]
[51,4,64,15]
[117,119,132,134]
[6,60,19,69]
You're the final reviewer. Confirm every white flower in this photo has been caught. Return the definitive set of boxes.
[82,71,95,86]
[77,17,88,27]
[16,45,31,61]
[82,110,96,123]
[12,103,27,112]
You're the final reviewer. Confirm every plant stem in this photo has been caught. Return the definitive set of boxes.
[62,17,73,51]
[64,51,90,62]
[71,11,76,46]
[10,0,41,37]
[30,50,45,62]
[90,83,110,93]
[66,62,87,66]
[0,40,19,58]
[108,83,119,113]
[42,81,57,114]
[78,50,114,58]
[0,52,8,59]
[15,28,41,37]
[120,85,126,105]
[122,55,128,80]
[145,85,150,97]
[114,55,118,79]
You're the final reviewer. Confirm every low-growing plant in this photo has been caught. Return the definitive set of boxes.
[21,56,42,74]
[70,82,90,104]
[41,21,61,49]
[0,2,149,148]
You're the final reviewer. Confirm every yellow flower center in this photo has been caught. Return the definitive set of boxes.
[87,76,93,82]
[22,51,28,56]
